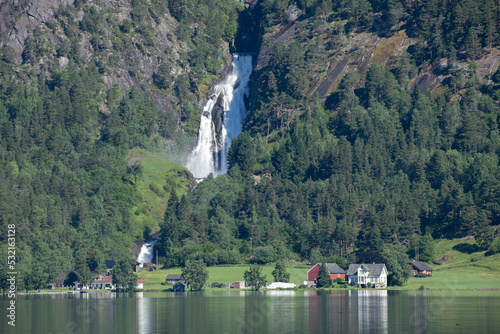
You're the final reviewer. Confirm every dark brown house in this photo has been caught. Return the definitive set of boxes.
[409,260,433,276]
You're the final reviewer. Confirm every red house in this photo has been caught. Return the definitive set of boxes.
[307,263,346,284]
[408,260,433,276]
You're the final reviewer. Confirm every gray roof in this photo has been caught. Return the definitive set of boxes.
[105,260,116,269]
[315,263,346,274]
[347,264,386,276]
[409,260,433,271]
[166,274,183,280]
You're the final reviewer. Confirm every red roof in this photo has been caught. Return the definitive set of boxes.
[137,280,145,283]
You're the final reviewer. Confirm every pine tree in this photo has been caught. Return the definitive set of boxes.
[316,263,332,288]
[113,259,138,292]
[272,262,290,282]
[418,233,435,262]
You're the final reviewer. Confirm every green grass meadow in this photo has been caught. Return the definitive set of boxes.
[401,237,500,290]
[137,234,500,291]
[126,148,193,234]
[137,264,311,291]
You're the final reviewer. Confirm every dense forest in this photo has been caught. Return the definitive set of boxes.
[1,0,500,290]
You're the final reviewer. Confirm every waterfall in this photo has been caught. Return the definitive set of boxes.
[137,240,157,267]
[186,54,253,179]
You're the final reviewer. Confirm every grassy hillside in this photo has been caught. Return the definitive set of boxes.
[402,237,500,290]
[127,148,194,235]
[431,238,500,271]
[403,266,500,290]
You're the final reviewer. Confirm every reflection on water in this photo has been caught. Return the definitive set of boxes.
[2,290,499,334]
[349,290,388,333]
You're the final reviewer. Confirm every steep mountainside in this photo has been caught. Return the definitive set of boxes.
[0,0,243,138]
[2,0,500,290]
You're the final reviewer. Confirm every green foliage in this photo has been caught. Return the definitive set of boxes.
[182,259,209,291]
[271,262,290,282]
[489,238,500,255]
[3,0,500,289]
[416,273,430,278]
[113,259,139,292]
[381,245,410,286]
[334,277,347,284]
[244,265,267,291]
[316,263,332,288]
[419,233,436,262]
[228,132,257,173]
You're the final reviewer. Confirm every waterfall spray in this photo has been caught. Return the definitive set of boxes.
[186,54,253,179]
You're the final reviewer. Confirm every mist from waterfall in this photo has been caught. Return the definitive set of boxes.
[185,54,253,179]
[137,240,157,267]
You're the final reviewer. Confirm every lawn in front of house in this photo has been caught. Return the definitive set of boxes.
[402,265,500,290]
[137,264,310,290]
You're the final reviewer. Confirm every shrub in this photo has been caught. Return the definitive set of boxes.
[416,273,429,278]
[367,282,372,288]
[335,277,347,284]
[298,284,307,289]
[470,254,482,262]
[419,285,425,290]
[149,183,165,197]
[489,237,500,255]
[251,246,277,264]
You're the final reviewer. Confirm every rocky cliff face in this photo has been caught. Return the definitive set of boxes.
[1,0,74,59]
[0,0,233,133]
[254,4,500,104]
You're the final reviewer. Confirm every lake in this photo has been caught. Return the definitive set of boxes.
[1,290,499,333]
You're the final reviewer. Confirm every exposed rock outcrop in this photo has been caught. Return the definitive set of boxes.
[1,0,74,62]
[0,0,234,131]
[212,93,225,151]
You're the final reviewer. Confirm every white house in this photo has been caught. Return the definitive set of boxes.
[90,274,115,289]
[346,264,388,288]
[74,274,115,290]
[136,280,144,290]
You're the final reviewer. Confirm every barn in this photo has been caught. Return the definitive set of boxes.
[307,263,346,285]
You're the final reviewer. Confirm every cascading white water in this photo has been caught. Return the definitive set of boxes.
[137,240,157,267]
[186,54,253,178]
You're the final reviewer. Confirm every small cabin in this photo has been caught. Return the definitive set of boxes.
[409,260,433,276]
[166,274,184,284]
[233,281,246,289]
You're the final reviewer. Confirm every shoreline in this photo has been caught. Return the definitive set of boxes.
[7,286,500,296]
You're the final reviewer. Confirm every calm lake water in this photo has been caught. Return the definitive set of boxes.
[1,290,499,333]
